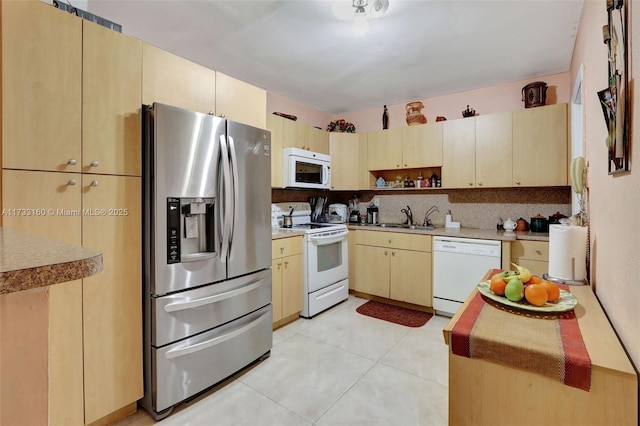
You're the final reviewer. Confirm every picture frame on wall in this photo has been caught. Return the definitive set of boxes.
[601,0,630,174]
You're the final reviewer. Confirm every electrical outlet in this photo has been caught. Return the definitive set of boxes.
[373,197,380,207]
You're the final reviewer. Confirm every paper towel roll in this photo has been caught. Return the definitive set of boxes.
[548,224,588,281]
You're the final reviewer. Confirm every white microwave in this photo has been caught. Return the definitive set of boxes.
[283,147,331,189]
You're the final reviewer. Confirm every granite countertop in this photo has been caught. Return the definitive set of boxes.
[0,228,103,294]
[271,228,306,240]
[347,224,549,242]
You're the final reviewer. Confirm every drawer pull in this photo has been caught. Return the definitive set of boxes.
[90,160,99,168]
[90,180,99,187]
[67,159,76,166]
[536,249,542,254]
[67,179,77,186]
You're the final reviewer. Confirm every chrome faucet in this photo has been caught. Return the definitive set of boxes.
[401,206,413,225]
[423,206,439,227]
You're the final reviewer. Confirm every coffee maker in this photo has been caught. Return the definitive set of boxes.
[348,196,360,223]
[366,206,379,224]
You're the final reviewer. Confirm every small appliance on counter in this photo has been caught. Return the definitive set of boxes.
[328,204,347,223]
[348,196,360,223]
[366,206,379,224]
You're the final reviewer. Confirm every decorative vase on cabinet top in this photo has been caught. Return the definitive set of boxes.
[406,101,427,126]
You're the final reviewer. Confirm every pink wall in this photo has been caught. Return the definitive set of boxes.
[338,72,570,133]
[571,0,640,367]
[267,92,332,130]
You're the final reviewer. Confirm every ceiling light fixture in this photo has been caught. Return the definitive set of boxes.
[332,0,389,36]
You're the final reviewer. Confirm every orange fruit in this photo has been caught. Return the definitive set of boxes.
[525,284,548,306]
[490,276,507,296]
[540,281,561,302]
[527,275,543,285]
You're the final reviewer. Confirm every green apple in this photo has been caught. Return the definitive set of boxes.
[505,278,524,302]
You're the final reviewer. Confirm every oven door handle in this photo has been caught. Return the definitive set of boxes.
[309,231,348,246]
[163,279,264,313]
[164,310,269,359]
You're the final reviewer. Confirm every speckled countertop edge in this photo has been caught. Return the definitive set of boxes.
[346,224,549,242]
[271,229,306,240]
[1,228,103,294]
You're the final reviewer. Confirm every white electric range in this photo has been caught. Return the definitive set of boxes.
[272,202,349,317]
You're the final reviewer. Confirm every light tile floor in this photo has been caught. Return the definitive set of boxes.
[115,296,450,426]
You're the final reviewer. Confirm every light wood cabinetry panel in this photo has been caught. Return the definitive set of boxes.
[475,112,512,188]
[389,250,432,306]
[82,174,142,424]
[442,118,476,188]
[510,240,549,276]
[367,129,402,170]
[283,119,305,150]
[354,245,390,298]
[271,237,303,325]
[402,122,443,168]
[306,126,329,154]
[513,103,568,186]
[2,1,82,173]
[1,170,82,245]
[215,72,266,129]
[358,133,373,190]
[330,132,359,190]
[83,21,142,176]
[267,114,284,188]
[355,231,432,306]
[142,43,216,114]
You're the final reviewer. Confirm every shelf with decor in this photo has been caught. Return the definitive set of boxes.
[368,167,442,190]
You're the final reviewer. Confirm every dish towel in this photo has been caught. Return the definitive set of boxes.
[451,275,591,391]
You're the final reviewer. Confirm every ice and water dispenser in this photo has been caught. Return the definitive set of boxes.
[166,197,215,264]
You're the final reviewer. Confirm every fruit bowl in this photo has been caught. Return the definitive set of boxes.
[477,281,578,313]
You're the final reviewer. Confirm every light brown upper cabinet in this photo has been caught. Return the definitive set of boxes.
[83,21,142,176]
[215,72,267,130]
[475,112,512,188]
[401,122,443,168]
[442,118,476,188]
[2,1,82,173]
[512,103,568,186]
[367,128,403,170]
[142,43,216,114]
[305,126,330,154]
[329,132,360,190]
[266,114,284,187]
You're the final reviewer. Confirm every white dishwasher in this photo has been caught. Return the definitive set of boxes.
[433,236,502,316]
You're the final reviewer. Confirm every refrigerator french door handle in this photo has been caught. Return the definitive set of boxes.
[163,279,265,312]
[219,134,233,263]
[164,310,269,359]
[227,136,240,259]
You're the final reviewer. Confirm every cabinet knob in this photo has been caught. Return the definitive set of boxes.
[277,261,282,269]
[284,260,289,267]
[515,180,521,185]
[67,179,77,186]
[90,180,99,187]
[536,249,542,254]
[396,164,400,168]
[388,239,391,244]
[280,247,284,254]
[469,182,473,186]
[404,164,407,167]
[384,250,388,256]
[90,161,99,168]
[67,159,77,166]
[478,182,483,186]
[392,251,395,256]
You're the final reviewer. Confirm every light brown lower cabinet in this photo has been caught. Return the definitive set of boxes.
[271,236,303,327]
[510,239,549,276]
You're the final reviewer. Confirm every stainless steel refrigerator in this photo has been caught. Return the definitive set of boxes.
[141,102,272,419]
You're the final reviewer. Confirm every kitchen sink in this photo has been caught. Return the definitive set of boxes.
[378,223,410,228]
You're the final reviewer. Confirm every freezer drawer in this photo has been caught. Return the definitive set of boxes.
[152,305,272,413]
[152,269,271,347]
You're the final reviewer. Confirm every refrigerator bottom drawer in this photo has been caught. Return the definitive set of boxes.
[152,305,272,413]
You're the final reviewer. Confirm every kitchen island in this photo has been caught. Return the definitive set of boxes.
[0,228,103,425]
[442,271,638,426]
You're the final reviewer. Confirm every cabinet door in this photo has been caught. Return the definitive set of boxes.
[271,258,283,323]
[442,118,476,188]
[83,21,142,176]
[267,114,284,188]
[513,104,568,186]
[2,1,82,172]
[142,43,216,114]
[82,174,142,423]
[1,170,81,245]
[367,129,402,170]
[390,250,432,307]
[402,122,443,168]
[215,72,266,129]
[306,126,329,154]
[358,133,372,189]
[281,254,303,318]
[354,245,390,298]
[282,119,305,150]
[330,133,359,190]
[475,112,512,188]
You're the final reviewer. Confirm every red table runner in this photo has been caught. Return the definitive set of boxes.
[451,271,591,391]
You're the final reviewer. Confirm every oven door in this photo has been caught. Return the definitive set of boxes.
[306,229,348,293]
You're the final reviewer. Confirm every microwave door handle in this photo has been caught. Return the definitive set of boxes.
[227,136,240,259]
[323,165,329,186]
[219,134,233,262]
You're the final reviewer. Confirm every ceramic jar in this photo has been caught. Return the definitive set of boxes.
[405,101,427,126]
[503,218,516,232]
